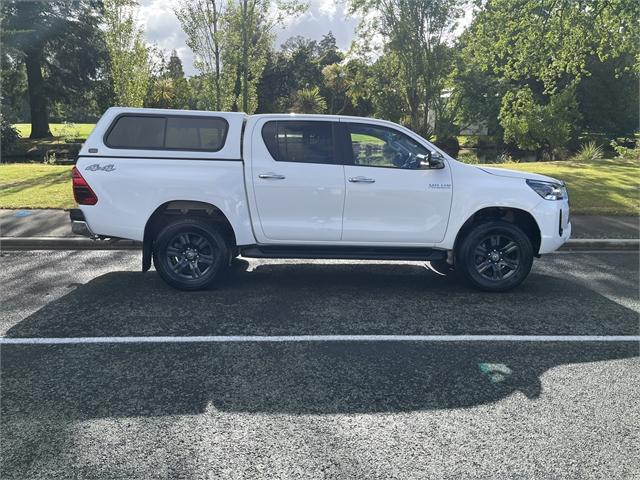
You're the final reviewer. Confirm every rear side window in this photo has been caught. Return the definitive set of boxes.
[262,121,334,164]
[105,115,228,151]
[105,116,165,149]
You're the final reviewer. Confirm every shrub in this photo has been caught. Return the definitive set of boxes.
[291,87,327,114]
[495,151,516,164]
[1,115,20,155]
[610,139,640,160]
[456,151,478,164]
[573,141,604,162]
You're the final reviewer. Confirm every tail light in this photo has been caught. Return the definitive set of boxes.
[71,166,98,205]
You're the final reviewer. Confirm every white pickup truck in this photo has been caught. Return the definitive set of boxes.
[70,107,570,291]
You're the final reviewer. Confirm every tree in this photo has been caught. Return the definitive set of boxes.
[461,0,640,152]
[257,35,324,113]
[349,0,466,137]
[1,1,106,138]
[499,86,581,156]
[317,32,343,67]
[291,86,327,113]
[222,0,306,113]
[104,0,151,107]
[175,0,226,110]
[167,50,185,80]
[576,56,639,138]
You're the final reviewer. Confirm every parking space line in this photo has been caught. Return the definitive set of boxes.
[0,335,639,345]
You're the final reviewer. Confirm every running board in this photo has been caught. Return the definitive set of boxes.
[239,245,447,261]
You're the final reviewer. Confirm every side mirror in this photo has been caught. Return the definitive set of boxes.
[418,152,445,169]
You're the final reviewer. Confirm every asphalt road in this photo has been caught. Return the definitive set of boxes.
[1,251,639,479]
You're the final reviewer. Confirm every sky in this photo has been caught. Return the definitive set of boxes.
[138,0,360,77]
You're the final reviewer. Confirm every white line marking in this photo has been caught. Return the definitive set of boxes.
[0,335,638,345]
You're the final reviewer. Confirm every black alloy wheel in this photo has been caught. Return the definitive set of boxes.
[165,232,216,280]
[457,220,534,292]
[153,218,231,290]
[473,233,521,282]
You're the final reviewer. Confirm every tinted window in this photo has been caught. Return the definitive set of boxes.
[348,123,429,169]
[165,117,227,151]
[105,115,228,151]
[262,121,334,164]
[105,116,165,149]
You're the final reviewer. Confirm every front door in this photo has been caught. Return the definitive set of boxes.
[250,119,345,242]
[341,122,452,244]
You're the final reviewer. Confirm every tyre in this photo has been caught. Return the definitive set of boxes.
[153,218,231,291]
[456,220,534,292]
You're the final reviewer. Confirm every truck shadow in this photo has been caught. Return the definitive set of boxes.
[2,260,639,414]
[4,260,638,338]
[2,262,638,474]
[2,341,638,418]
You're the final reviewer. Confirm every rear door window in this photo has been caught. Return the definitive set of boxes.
[262,121,335,164]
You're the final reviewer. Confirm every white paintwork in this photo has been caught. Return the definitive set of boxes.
[247,116,345,242]
[77,107,571,255]
[77,107,254,244]
[340,118,452,243]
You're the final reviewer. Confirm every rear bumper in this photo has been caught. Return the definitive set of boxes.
[69,209,97,238]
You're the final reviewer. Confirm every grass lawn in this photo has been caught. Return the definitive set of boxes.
[14,123,95,140]
[0,164,74,209]
[489,158,639,216]
[0,158,637,215]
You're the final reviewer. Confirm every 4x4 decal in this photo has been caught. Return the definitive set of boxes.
[85,164,116,172]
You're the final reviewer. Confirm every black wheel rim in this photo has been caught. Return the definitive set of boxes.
[165,232,216,280]
[473,233,520,281]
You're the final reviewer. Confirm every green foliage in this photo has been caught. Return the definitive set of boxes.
[576,56,639,137]
[350,0,466,137]
[175,0,226,110]
[499,87,581,155]
[1,114,20,154]
[456,151,478,164]
[1,0,107,137]
[465,0,639,94]
[291,86,327,114]
[459,0,639,152]
[104,0,151,108]
[573,141,604,163]
[166,51,185,80]
[610,140,640,161]
[257,33,349,114]
[177,0,306,114]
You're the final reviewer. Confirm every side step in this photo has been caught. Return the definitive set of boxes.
[239,245,447,261]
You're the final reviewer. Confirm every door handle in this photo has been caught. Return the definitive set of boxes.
[348,176,375,183]
[258,173,286,180]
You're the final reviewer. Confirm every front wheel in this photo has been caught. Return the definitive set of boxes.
[457,220,534,292]
[153,218,231,291]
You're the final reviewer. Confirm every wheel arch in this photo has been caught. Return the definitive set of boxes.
[142,200,237,272]
[453,206,542,257]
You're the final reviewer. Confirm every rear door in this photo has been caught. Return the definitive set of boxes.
[340,121,452,244]
[249,118,345,242]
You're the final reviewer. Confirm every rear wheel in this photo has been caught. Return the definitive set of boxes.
[153,218,231,290]
[457,220,533,292]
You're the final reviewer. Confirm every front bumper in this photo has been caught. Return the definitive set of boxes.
[69,208,97,238]
[532,199,571,254]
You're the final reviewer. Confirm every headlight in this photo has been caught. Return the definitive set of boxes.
[526,179,567,200]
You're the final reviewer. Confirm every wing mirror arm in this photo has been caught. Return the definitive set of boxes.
[418,151,445,170]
